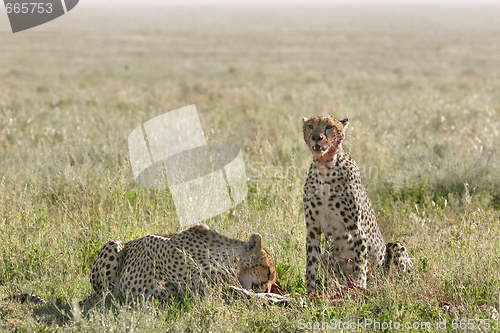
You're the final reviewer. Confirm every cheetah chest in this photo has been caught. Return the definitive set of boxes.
[320,205,354,254]
[308,180,356,256]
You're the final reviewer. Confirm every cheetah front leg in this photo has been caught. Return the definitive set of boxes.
[305,215,322,294]
[349,229,369,288]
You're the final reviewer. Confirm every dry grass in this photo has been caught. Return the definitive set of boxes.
[1,4,500,332]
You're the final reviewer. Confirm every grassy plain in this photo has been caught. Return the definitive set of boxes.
[1,4,500,332]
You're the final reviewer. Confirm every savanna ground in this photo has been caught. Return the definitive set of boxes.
[1,3,500,332]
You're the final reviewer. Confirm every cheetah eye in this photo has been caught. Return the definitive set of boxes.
[308,125,313,129]
[326,125,334,130]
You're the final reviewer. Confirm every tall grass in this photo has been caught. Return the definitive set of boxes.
[1,4,500,331]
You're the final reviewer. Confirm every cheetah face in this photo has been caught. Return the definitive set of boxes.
[303,115,349,160]
[237,234,277,293]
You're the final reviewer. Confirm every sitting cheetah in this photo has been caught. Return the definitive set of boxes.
[90,223,277,301]
[302,115,412,293]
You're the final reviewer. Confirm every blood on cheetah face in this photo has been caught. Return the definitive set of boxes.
[302,115,349,162]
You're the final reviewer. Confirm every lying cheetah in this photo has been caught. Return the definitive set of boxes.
[302,115,412,293]
[90,223,276,301]
[5,224,276,306]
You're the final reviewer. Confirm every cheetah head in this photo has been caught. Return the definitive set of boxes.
[237,234,277,293]
[303,115,349,162]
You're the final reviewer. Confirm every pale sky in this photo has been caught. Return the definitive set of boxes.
[82,0,497,4]
[0,0,497,33]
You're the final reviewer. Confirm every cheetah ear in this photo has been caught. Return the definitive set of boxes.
[339,117,349,128]
[302,117,308,123]
[248,234,263,250]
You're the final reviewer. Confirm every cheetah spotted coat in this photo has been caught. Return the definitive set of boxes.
[303,115,412,293]
[90,223,276,301]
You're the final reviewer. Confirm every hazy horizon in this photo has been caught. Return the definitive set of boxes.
[82,0,499,4]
